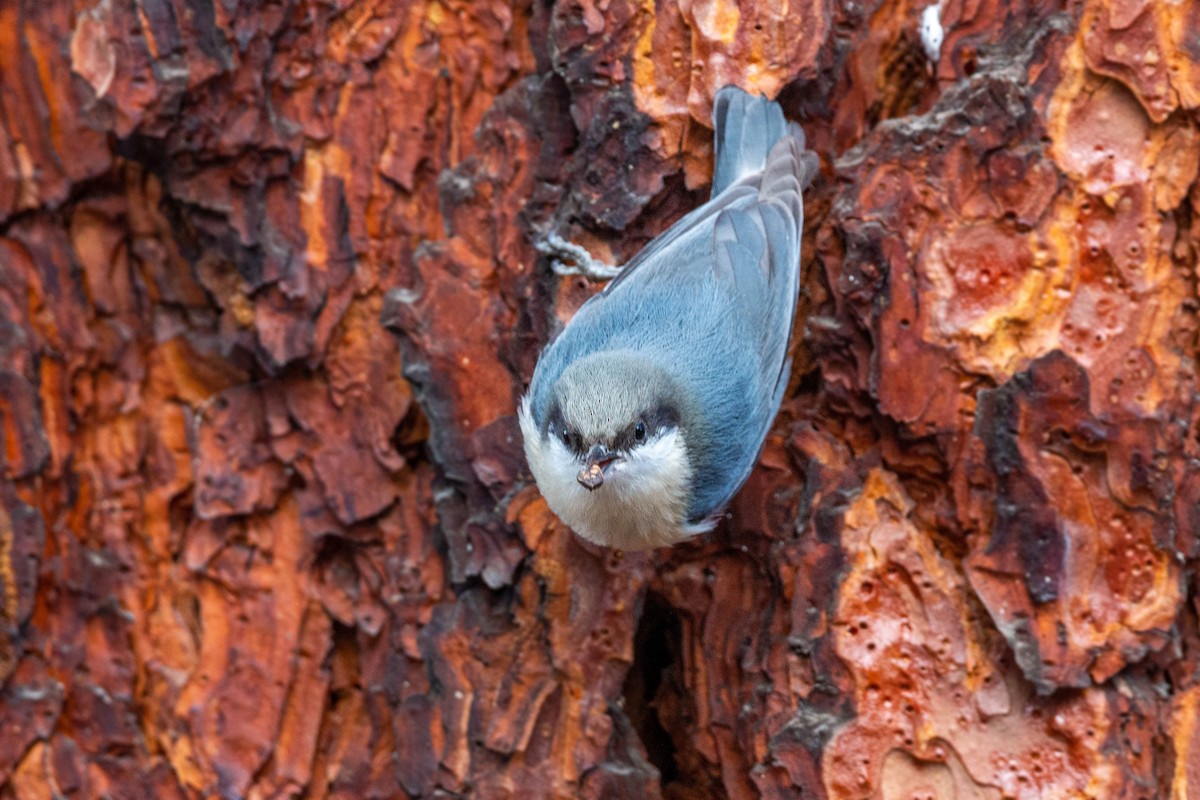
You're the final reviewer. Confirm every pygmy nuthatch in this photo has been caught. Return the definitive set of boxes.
[520,86,816,551]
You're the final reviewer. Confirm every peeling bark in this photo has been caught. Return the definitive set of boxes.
[0,0,1197,798]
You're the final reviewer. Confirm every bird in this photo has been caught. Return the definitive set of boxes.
[519,85,816,551]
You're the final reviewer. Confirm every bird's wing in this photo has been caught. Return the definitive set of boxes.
[615,126,810,394]
[684,128,813,518]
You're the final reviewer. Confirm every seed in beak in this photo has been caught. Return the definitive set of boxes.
[577,462,605,490]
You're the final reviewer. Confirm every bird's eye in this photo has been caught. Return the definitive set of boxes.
[559,426,572,445]
[634,421,646,441]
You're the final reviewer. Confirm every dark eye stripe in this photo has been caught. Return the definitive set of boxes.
[545,403,565,438]
[650,403,679,430]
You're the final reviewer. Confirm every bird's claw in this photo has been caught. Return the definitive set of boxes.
[536,232,622,281]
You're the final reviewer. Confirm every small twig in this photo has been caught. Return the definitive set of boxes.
[535,232,622,281]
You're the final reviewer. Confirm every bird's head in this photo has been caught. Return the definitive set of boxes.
[546,351,684,488]
[519,350,696,549]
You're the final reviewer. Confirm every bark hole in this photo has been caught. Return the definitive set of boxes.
[623,592,681,786]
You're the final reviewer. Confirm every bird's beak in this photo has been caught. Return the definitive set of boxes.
[577,444,619,490]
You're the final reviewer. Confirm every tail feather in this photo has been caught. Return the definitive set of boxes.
[711,86,789,196]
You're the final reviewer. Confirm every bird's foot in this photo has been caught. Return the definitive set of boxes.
[536,233,622,281]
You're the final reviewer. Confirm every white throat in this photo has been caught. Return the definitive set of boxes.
[519,399,710,550]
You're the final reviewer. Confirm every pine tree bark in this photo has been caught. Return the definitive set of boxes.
[0,1,1198,798]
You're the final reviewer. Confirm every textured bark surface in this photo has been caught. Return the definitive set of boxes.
[0,0,1198,798]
